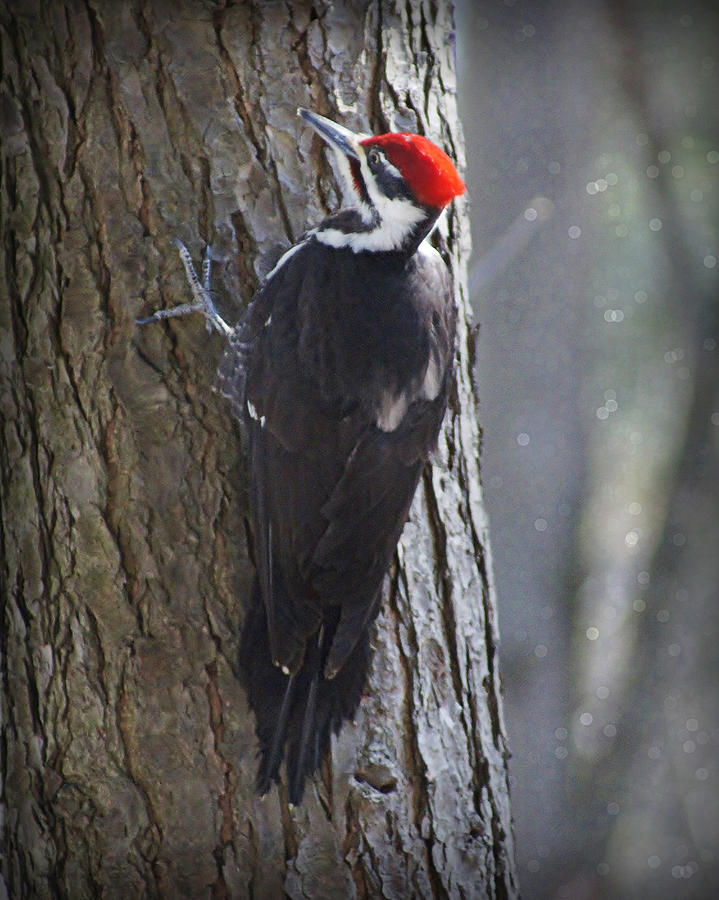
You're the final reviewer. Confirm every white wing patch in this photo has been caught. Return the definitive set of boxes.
[421,354,442,401]
[376,391,409,432]
[376,356,442,432]
[247,399,266,427]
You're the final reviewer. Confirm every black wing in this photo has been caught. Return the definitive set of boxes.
[221,237,455,800]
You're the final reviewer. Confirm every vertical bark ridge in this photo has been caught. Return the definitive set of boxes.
[1,1,517,896]
[389,565,446,900]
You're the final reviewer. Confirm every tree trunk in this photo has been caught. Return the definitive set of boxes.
[0,1,517,897]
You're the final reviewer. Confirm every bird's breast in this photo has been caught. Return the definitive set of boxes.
[296,246,436,410]
[244,236,450,437]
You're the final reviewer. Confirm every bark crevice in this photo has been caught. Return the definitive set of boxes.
[1,2,517,897]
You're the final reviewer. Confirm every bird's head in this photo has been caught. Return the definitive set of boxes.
[299,108,466,254]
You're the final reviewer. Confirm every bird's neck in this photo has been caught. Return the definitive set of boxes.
[314,204,441,256]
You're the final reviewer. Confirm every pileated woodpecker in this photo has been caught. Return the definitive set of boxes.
[138,109,465,804]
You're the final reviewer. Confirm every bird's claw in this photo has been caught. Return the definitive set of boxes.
[136,239,232,336]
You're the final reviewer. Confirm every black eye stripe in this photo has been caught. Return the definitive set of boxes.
[362,147,415,203]
[374,162,413,202]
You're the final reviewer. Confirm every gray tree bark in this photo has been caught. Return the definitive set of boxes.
[0,1,517,897]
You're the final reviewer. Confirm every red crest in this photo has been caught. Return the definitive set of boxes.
[360,132,466,209]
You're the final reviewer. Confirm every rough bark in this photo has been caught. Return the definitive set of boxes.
[0,1,517,897]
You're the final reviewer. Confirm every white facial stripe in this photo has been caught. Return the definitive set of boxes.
[315,214,423,253]
[314,178,426,252]
[319,143,374,226]
[417,238,443,264]
[356,151,428,250]
[330,146,359,206]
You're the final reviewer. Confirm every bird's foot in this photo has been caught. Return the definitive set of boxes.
[136,239,232,337]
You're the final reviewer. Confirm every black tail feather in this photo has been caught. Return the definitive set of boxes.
[257,668,297,795]
[289,628,321,803]
[239,578,372,804]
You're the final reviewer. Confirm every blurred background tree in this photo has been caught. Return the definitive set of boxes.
[456,0,718,897]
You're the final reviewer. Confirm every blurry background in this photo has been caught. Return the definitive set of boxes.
[455,1,718,897]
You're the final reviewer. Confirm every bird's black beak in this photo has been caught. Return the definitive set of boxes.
[298,108,363,160]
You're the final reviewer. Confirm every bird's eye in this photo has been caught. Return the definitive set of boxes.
[367,148,381,168]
